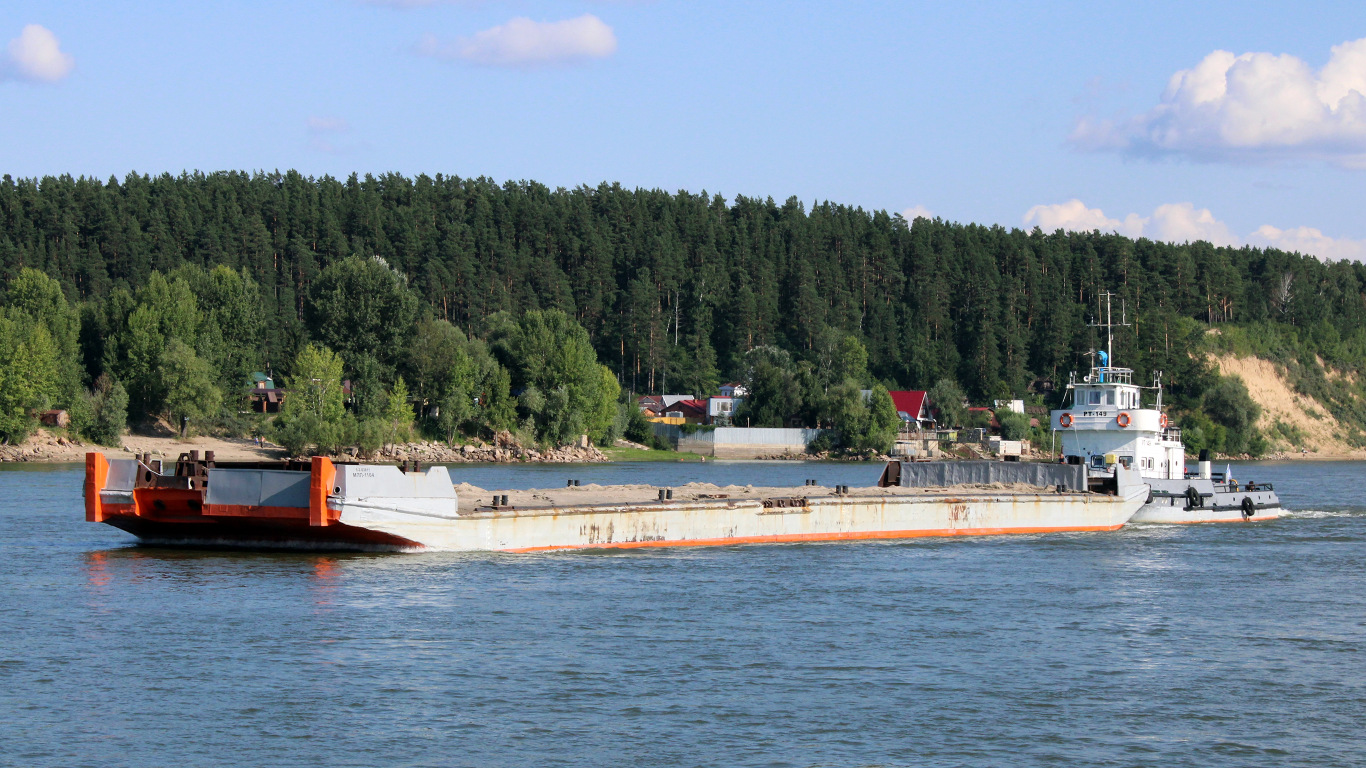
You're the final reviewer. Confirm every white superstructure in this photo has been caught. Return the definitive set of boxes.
[1051,361,1186,481]
[1050,292,1279,523]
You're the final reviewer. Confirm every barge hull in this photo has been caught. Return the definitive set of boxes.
[85,453,1147,553]
[337,488,1144,552]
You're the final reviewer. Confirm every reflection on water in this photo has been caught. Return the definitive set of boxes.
[83,550,110,589]
[1,461,1364,767]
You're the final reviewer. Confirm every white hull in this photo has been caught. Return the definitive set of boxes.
[1131,505,1280,524]
[337,486,1148,552]
[1130,478,1280,524]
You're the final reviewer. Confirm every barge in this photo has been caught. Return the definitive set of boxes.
[85,452,1149,552]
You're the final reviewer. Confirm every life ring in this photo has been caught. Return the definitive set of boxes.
[1059,413,1074,428]
[1159,413,1168,428]
[1241,496,1255,520]
[1116,412,1131,428]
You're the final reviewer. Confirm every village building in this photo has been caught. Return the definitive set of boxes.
[706,395,743,426]
[888,391,932,430]
[638,395,708,425]
[249,372,285,413]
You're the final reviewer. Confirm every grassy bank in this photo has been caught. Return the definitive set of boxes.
[602,447,705,462]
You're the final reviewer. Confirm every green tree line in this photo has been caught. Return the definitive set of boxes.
[3,170,1366,454]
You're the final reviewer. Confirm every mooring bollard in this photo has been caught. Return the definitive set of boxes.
[666,489,673,500]
[501,494,509,506]
[658,489,666,502]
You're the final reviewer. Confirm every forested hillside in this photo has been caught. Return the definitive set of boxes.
[3,170,1366,453]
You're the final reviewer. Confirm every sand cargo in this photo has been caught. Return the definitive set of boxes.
[85,452,1148,552]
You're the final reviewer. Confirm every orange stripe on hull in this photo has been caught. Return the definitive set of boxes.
[500,523,1126,553]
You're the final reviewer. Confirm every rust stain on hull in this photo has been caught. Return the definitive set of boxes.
[501,524,1127,553]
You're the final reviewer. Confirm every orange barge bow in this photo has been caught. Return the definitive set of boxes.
[85,451,421,550]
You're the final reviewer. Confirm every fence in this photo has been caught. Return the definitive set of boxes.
[652,425,828,459]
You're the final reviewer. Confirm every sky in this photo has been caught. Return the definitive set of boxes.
[3,1,1366,259]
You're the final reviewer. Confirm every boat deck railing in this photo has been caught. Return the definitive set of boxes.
[1189,473,1275,493]
[1085,366,1134,385]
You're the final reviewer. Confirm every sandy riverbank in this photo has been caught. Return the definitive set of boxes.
[0,431,284,464]
[0,429,606,464]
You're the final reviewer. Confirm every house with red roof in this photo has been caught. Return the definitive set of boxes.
[888,391,932,428]
[672,398,708,424]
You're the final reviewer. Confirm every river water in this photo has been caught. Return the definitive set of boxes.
[2,459,1363,767]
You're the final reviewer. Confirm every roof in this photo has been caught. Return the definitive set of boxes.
[672,399,708,418]
[888,391,927,419]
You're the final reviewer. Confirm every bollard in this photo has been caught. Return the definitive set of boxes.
[666,489,673,500]
[501,494,509,507]
[658,489,666,502]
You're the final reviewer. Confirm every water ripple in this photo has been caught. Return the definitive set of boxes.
[1,462,1364,767]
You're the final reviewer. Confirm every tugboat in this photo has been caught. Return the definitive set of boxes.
[1050,293,1280,524]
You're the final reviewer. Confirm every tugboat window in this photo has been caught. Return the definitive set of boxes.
[1104,391,1115,405]
[1118,456,1133,468]
[1088,391,1101,405]
[1090,455,1105,469]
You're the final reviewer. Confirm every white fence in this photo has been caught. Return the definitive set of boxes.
[653,425,827,458]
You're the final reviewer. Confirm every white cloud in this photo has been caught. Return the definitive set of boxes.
[1024,199,1236,247]
[1145,202,1239,247]
[900,205,933,222]
[1072,37,1366,167]
[306,116,358,154]
[308,116,350,133]
[418,14,617,68]
[1023,199,1366,260]
[1023,199,1145,238]
[1249,225,1366,262]
[2,24,74,84]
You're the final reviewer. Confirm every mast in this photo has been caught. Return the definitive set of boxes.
[1088,290,1130,369]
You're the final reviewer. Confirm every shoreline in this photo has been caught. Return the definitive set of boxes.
[0,430,609,465]
[5,429,1363,465]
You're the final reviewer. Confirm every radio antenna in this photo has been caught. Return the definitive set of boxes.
[1087,290,1132,367]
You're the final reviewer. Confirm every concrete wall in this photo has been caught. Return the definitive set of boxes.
[653,425,828,458]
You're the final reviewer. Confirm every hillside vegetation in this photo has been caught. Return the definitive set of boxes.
[2,170,1366,456]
